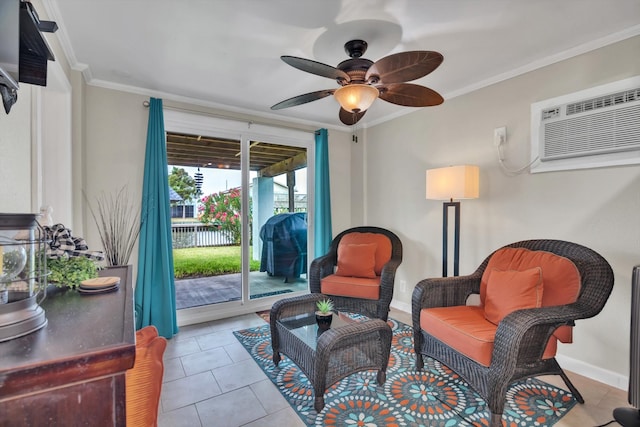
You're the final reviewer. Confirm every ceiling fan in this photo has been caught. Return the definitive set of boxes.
[271,39,444,125]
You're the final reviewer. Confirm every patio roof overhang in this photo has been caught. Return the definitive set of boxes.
[166,131,307,177]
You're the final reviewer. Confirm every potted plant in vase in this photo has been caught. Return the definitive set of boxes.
[86,186,141,279]
[315,298,334,330]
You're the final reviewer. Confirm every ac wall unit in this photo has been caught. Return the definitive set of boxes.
[530,76,640,173]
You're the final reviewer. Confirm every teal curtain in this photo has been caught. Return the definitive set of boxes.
[135,97,178,339]
[314,128,332,257]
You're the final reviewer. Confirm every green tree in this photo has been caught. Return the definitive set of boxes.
[168,167,199,218]
[198,189,243,244]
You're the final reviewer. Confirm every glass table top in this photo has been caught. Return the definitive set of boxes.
[277,312,364,350]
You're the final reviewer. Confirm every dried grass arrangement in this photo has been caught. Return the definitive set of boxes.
[86,186,141,267]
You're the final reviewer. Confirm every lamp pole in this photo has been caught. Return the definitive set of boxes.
[442,200,460,277]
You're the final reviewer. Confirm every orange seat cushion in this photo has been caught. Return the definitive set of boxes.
[335,243,377,278]
[480,247,581,343]
[484,267,544,325]
[422,306,496,366]
[421,306,557,367]
[338,232,392,275]
[321,274,381,300]
[126,326,167,427]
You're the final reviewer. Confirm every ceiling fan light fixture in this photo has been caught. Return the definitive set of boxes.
[274,39,443,124]
[334,84,379,113]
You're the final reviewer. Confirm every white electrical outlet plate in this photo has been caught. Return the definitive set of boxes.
[494,127,506,147]
[400,280,407,292]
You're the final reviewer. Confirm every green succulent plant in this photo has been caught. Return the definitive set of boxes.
[316,298,334,315]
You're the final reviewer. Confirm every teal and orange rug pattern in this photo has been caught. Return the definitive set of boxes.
[233,318,577,426]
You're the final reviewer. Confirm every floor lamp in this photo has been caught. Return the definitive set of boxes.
[426,165,479,277]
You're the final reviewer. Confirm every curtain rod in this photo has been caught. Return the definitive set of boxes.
[142,100,317,134]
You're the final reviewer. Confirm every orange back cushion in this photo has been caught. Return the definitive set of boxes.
[484,267,544,325]
[335,243,377,278]
[480,247,581,343]
[339,232,392,275]
[480,247,581,308]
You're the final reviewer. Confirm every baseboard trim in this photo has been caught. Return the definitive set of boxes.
[391,299,411,315]
[391,299,628,391]
[177,303,267,327]
[556,354,628,391]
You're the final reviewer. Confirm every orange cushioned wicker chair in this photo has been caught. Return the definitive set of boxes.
[309,226,403,321]
[126,325,167,427]
[412,239,614,427]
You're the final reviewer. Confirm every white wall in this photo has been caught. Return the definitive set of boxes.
[82,86,149,268]
[38,62,73,226]
[364,35,640,385]
[0,0,74,221]
[0,85,32,213]
[0,69,73,224]
[328,128,353,234]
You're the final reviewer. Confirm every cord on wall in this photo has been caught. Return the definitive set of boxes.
[494,126,539,176]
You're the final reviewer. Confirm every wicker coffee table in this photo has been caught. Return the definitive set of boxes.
[269,293,392,412]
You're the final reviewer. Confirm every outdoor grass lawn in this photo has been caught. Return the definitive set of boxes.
[173,246,261,279]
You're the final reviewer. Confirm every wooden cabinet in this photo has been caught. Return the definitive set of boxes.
[0,266,135,426]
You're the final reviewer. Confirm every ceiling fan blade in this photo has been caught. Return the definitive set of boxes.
[339,108,366,125]
[271,89,335,110]
[366,51,443,84]
[281,56,350,82]
[378,83,444,107]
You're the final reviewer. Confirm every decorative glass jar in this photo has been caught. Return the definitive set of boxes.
[0,213,48,341]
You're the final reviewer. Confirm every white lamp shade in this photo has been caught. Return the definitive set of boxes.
[426,165,480,201]
[334,84,379,113]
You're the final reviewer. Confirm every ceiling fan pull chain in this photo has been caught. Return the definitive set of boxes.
[352,118,360,143]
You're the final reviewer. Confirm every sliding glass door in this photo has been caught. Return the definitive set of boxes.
[248,141,308,301]
[163,110,315,325]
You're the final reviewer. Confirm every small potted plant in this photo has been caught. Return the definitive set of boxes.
[315,298,334,330]
[47,256,99,289]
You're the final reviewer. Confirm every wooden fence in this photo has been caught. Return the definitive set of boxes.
[171,223,234,248]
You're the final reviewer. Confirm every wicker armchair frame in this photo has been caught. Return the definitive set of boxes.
[309,226,403,321]
[411,239,614,427]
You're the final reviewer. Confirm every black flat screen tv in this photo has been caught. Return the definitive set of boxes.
[0,1,56,114]
[19,1,56,87]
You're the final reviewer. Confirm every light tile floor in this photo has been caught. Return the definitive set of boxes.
[158,308,630,427]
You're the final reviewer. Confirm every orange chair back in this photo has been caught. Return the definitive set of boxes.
[126,326,167,427]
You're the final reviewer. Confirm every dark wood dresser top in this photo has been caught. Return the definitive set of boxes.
[0,266,136,399]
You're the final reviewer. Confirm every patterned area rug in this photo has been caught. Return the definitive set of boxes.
[234,318,577,426]
[256,310,270,322]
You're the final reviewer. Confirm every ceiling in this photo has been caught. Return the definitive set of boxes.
[44,0,640,129]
